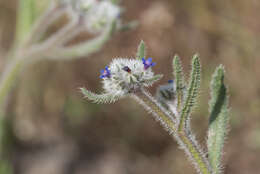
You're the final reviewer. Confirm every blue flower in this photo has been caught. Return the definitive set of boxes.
[142,57,156,70]
[100,66,111,78]
[168,80,174,84]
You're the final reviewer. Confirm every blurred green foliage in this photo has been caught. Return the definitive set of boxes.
[15,0,52,44]
[0,160,12,174]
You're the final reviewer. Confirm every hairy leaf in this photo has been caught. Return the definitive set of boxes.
[136,40,146,60]
[80,88,121,104]
[173,55,185,112]
[207,65,229,174]
[178,54,201,131]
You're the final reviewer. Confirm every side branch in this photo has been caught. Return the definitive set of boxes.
[132,88,176,134]
[132,88,211,174]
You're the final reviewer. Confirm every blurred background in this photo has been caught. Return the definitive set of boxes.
[1,0,260,173]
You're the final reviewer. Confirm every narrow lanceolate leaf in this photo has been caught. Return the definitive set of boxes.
[178,55,201,131]
[173,55,185,112]
[80,88,121,104]
[136,40,146,60]
[207,65,229,174]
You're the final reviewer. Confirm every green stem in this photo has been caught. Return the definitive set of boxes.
[133,89,176,132]
[24,4,67,46]
[0,54,24,108]
[178,132,211,174]
[44,20,117,60]
[15,0,36,44]
[133,88,211,174]
[0,16,116,108]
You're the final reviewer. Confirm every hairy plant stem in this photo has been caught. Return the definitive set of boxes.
[0,9,116,110]
[23,3,67,47]
[0,4,68,109]
[0,51,25,109]
[133,88,211,174]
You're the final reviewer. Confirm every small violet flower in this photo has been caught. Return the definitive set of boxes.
[142,57,156,70]
[100,66,111,79]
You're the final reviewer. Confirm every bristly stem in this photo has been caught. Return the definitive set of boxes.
[132,88,176,133]
[133,88,211,174]
[42,20,117,60]
[23,2,66,47]
[178,131,211,174]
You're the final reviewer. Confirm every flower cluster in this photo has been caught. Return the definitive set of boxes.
[99,58,159,96]
[71,0,121,33]
[80,42,162,104]
[86,1,120,33]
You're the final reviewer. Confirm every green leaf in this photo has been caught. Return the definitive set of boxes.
[173,55,185,112]
[0,160,12,174]
[80,88,121,104]
[178,54,201,131]
[207,65,229,174]
[136,40,146,60]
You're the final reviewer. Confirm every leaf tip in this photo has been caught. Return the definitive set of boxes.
[136,40,146,60]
